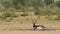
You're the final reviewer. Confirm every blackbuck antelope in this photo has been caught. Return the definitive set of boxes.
[33,23,45,30]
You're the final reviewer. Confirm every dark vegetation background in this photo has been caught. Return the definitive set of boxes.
[0,0,60,20]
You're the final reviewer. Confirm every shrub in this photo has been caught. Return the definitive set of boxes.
[34,11,40,15]
[21,12,29,17]
[0,12,18,20]
[53,16,60,20]
[34,10,44,15]
[44,9,53,15]
[34,9,53,16]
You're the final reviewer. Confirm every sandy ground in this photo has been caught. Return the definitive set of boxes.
[0,30,60,34]
[0,15,60,34]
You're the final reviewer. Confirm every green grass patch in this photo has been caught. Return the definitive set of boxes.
[0,12,18,20]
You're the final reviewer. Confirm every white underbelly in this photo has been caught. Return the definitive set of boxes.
[37,27,43,30]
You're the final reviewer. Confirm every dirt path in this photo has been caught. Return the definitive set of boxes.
[0,30,60,34]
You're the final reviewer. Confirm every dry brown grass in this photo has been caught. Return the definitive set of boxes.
[0,15,60,30]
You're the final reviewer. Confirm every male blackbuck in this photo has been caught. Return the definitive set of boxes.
[33,23,45,30]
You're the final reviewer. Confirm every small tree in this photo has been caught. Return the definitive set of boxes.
[44,0,54,6]
[55,1,60,8]
[1,0,12,9]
